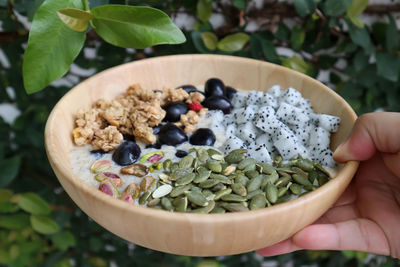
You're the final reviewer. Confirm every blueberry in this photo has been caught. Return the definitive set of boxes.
[176,84,197,94]
[175,150,188,158]
[153,124,163,135]
[112,141,141,166]
[163,102,189,122]
[225,86,237,100]
[205,78,225,98]
[189,128,216,146]
[145,142,162,149]
[122,134,135,142]
[203,95,232,114]
[90,149,107,159]
[158,123,188,146]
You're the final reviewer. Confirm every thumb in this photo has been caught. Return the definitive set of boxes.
[333,112,400,176]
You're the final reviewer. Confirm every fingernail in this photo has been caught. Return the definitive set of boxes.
[332,140,349,161]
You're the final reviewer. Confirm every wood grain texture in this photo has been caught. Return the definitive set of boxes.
[45,54,359,256]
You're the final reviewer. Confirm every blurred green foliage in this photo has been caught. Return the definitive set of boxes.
[1,0,400,266]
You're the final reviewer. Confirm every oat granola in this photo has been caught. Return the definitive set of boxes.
[72,84,206,150]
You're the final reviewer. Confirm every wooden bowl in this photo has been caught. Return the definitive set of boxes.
[45,54,359,256]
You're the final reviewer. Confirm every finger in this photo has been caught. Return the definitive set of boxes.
[314,204,359,224]
[292,219,390,255]
[256,239,302,257]
[333,112,400,176]
[333,183,356,207]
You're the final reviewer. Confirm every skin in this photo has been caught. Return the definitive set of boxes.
[257,112,400,259]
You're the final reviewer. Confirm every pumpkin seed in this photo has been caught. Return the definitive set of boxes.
[266,183,278,203]
[186,191,209,207]
[289,183,302,195]
[247,175,263,192]
[221,193,247,202]
[179,155,194,169]
[139,191,151,205]
[276,194,292,204]
[207,148,222,157]
[246,189,264,200]
[231,183,247,197]
[234,174,249,186]
[198,179,220,189]
[314,162,331,177]
[213,188,232,200]
[163,159,172,170]
[175,173,196,186]
[197,148,209,162]
[211,183,226,192]
[161,197,174,211]
[172,196,188,212]
[225,152,245,163]
[273,155,283,166]
[257,162,276,175]
[275,175,292,187]
[237,158,257,170]
[292,174,313,187]
[243,163,256,172]
[223,165,236,176]
[209,173,232,184]
[231,148,248,154]
[277,187,288,197]
[147,197,160,207]
[206,160,222,173]
[152,184,173,198]
[308,170,319,183]
[220,202,249,212]
[170,184,192,197]
[249,194,267,210]
[245,170,259,179]
[318,175,329,186]
[191,200,215,214]
[210,206,226,214]
[293,158,314,171]
[202,189,215,201]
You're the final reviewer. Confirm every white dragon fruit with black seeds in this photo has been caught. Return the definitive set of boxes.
[280,87,303,106]
[314,114,341,132]
[266,85,283,98]
[221,136,247,153]
[235,121,261,144]
[247,143,272,163]
[235,105,257,124]
[246,90,264,106]
[231,91,247,109]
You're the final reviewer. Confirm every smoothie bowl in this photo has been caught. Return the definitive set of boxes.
[45,54,359,256]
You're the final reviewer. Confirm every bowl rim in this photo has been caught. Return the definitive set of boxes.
[45,54,359,224]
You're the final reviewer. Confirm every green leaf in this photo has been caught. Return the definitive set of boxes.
[17,193,51,215]
[197,0,212,23]
[276,22,290,41]
[386,14,399,51]
[347,0,368,16]
[353,51,369,72]
[290,26,305,51]
[0,202,19,213]
[293,0,316,17]
[282,56,312,75]
[0,156,21,188]
[0,214,30,230]
[323,0,352,16]
[201,32,218,51]
[233,0,246,10]
[91,5,186,49]
[347,14,364,28]
[217,33,250,52]
[51,231,76,251]
[56,8,94,32]
[191,31,211,53]
[30,215,60,235]
[0,189,13,203]
[347,22,374,53]
[23,0,86,94]
[376,52,399,82]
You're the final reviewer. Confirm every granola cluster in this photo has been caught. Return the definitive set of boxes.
[72,84,208,151]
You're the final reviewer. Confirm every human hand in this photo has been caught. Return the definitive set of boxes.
[257,112,400,259]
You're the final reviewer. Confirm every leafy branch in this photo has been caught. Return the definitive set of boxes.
[22,0,186,94]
